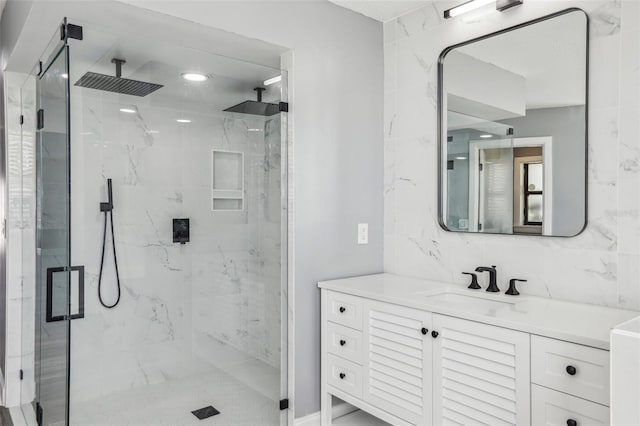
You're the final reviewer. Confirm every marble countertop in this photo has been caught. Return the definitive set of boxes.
[318,273,640,350]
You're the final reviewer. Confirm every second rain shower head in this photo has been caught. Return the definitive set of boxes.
[75,58,164,97]
[224,87,280,117]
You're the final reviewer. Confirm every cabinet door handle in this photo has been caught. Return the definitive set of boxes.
[431,330,439,338]
[339,306,346,313]
[339,373,346,380]
[566,365,577,376]
[566,419,577,426]
[339,339,346,346]
[421,327,428,335]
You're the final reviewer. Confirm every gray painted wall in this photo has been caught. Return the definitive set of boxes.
[97,0,385,417]
[500,106,586,235]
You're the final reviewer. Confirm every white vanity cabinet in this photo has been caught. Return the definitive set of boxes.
[362,300,433,425]
[321,290,531,425]
[320,284,621,426]
[432,315,530,426]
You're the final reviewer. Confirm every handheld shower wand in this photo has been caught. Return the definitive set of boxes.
[98,178,121,308]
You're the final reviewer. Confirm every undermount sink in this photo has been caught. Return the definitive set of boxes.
[422,291,517,312]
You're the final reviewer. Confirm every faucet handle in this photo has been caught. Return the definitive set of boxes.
[462,272,481,290]
[506,278,527,296]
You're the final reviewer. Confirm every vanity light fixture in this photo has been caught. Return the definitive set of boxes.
[119,107,137,114]
[176,119,192,123]
[181,72,209,82]
[455,156,468,160]
[444,0,522,19]
[263,75,282,86]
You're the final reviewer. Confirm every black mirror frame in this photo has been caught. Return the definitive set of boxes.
[436,8,590,238]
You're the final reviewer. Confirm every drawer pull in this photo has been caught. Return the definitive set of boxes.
[421,327,429,335]
[339,306,346,313]
[567,419,577,426]
[566,365,577,376]
[339,339,346,346]
[432,330,439,338]
[339,372,346,380]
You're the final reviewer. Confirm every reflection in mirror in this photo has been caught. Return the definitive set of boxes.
[439,9,588,237]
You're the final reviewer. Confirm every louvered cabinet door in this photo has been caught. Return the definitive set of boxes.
[432,315,530,426]
[362,300,433,425]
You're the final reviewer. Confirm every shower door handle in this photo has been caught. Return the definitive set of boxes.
[46,265,85,322]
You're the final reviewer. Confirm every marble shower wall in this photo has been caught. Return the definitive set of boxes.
[384,1,640,310]
[68,88,282,402]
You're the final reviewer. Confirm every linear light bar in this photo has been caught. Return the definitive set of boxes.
[263,75,282,86]
[444,0,522,19]
[444,0,494,18]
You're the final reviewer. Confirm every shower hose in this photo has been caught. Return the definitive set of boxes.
[98,203,121,309]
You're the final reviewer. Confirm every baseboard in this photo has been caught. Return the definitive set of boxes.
[294,402,358,426]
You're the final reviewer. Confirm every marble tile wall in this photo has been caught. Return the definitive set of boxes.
[384,0,640,310]
[60,88,284,402]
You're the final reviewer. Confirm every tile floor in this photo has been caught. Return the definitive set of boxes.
[70,357,281,426]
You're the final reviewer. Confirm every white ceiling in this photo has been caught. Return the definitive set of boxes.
[327,0,430,22]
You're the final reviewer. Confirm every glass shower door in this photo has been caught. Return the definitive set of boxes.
[35,37,81,426]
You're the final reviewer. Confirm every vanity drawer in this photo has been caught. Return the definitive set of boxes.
[326,291,363,331]
[326,353,363,399]
[326,322,363,365]
[532,384,609,426]
[531,335,609,405]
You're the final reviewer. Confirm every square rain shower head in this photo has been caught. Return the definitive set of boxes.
[75,72,164,97]
[224,100,280,116]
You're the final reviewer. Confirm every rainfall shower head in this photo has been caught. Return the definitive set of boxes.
[75,58,163,97]
[224,87,280,117]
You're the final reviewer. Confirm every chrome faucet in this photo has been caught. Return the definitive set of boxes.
[475,265,499,292]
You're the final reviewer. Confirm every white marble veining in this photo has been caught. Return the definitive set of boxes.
[319,273,639,350]
[67,83,284,405]
[384,0,640,311]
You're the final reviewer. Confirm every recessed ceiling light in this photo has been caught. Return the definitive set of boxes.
[181,73,209,82]
[480,134,493,138]
[61,73,69,79]
[176,119,192,123]
[119,108,137,114]
[263,75,282,86]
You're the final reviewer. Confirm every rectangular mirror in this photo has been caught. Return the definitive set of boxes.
[438,9,588,237]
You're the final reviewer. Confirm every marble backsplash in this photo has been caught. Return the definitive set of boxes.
[384,0,640,310]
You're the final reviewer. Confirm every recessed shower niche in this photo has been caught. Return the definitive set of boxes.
[212,149,244,211]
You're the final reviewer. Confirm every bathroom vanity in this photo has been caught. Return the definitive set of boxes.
[319,274,639,426]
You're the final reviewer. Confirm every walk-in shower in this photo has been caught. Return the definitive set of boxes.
[17,11,289,426]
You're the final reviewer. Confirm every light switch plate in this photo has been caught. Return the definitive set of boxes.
[358,223,368,245]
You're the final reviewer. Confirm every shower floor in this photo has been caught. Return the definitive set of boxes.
[70,358,281,426]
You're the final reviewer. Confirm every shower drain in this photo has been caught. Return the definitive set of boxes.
[191,405,220,420]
